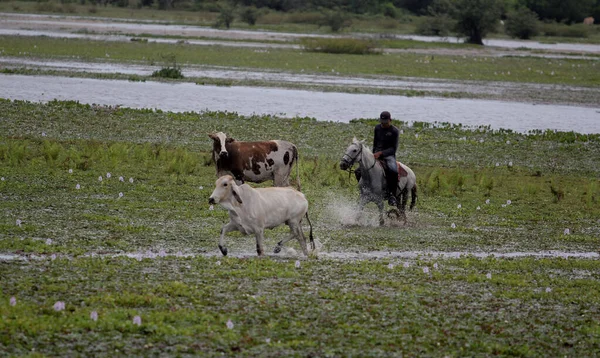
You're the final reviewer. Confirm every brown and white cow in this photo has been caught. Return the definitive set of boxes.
[208,132,299,187]
[583,17,595,25]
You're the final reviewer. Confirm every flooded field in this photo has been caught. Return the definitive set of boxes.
[2,73,599,133]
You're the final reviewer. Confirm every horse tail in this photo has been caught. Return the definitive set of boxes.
[410,182,418,210]
[304,211,315,251]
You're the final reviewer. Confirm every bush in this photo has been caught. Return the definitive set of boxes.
[287,12,324,25]
[215,3,235,29]
[322,11,350,32]
[415,14,454,36]
[382,3,398,19]
[301,38,379,55]
[540,22,590,38]
[239,6,259,26]
[505,7,539,39]
[151,67,184,79]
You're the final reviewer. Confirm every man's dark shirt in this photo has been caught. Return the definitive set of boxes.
[373,124,399,158]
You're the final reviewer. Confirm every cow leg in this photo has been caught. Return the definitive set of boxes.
[218,221,237,256]
[274,222,299,254]
[254,230,265,256]
[295,224,309,256]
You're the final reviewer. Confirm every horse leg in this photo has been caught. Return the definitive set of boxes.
[377,199,385,226]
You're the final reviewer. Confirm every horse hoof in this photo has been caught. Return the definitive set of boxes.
[274,246,282,254]
[219,245,228,256]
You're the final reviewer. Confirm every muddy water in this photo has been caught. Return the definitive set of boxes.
[2,74,599,133]
[2,12,600,54]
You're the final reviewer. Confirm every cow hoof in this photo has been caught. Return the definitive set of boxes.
[219,245,228,256]
[274,246,282,254]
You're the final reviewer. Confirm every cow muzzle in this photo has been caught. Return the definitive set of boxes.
[219,151,228,158]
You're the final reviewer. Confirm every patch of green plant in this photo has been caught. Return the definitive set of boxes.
[151,66,184,79]
[300,37,380,55]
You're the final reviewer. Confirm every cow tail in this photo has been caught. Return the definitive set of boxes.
[293,145,301,191]
[410,183,418,210]
[305,211,315,251]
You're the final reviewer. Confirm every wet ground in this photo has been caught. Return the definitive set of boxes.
[2,73,600,133]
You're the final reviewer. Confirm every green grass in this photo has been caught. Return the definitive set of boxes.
[1,35,599,87]
[1,99,599,355]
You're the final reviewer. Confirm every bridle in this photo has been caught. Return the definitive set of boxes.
[341,143,377,179]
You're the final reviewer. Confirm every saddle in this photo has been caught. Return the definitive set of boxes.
[377,159,408,180]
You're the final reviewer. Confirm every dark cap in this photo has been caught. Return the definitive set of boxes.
[380,111,391,121]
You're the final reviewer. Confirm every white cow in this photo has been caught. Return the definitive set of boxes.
[208,175,314,257]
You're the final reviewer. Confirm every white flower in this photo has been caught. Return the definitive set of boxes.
[502,204,507,208]
[46,239,52,245]
[476,206,481,211]
[216,260,221,266]
[415,134,419,139]
[564,228,570,235]
[106,173,111,179]
[209,205,214,211]
[42,132,46,137]
[159,250,166,257]
[16,219,22,227]
[506,140,510,145]
[485,199,490,205]
[400,130,404,134]
[403,262,410,268]
[486,273,492,279]
[495,162,500,167]
[10,297,16,306]
[387,263,394,269]
[506,200,512,205]
[265,338,271,343]
[433,263,438,270]
[76,184,80,190]
[118,192,124,198]
[51,254,56,260]
[479,139,484,143]
[457,204,462,209]
[226,319,234,329]
[545,287,552,293]
[133,315,142,325]
[295,260,301,269]
[199,186,204,190]
[53,301,65,311]
[119,176,124,182]
[90,311,98,321]
[98,176,103,182]
[136,256,142,262]
[129,178,134,183]
[451,223,456,229]
[508,161,513,167]
[1,177,4,181]
[423,267,430,274]
[68,169,73,174]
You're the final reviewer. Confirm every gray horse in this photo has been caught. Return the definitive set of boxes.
[340,137,417,225]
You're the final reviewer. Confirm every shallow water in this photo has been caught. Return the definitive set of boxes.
[2,74,599,133]
[2,12,600,53]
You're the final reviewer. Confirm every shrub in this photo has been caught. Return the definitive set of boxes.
[505,7,540,39]
[323,11,350,32]
[415,15,454,36]
[287,12,324,25]
[382,3,398,19]
[300,38,379,55]
[540,22,590,38]
[216,4,235,29]
[151,67,184,79]
[239,6,259,26]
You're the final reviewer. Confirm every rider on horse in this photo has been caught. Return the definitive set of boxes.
[355,111,400,206]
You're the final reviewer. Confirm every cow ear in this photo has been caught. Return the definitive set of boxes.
[232,188,243,204]
[208,133,217,140]
[226,137,235,143]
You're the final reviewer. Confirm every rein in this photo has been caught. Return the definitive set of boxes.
[343,144,377,180]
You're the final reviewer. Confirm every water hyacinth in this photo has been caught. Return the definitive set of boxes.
[106,173,111,179]
[209,205,214,211]
[119,176,124,182]
[479,139,484,143]
[76,184,80,190]
[90,311,98,321]
[451,223,456,229]
[129,178,134,183]
[423,267,430,274]
[10,297,16,306]
[216,260,221,266]
[158,249,166,257]
[46,239,52,245]
[295,260,301,269]
[98,176,103,182]
[415,134,419,139]
[486,273,492,279]
[51,254,56,260]
[506,140,510,145]
[1,177,5,181]
[42,132,46,137]
[457,204,462,209]
[477,206,481,211]
[16,219,22,227]
[545,287,552,293]
[118,192,124,199]
[485,199,490,205]
[506,200,512,205]
[226,319,234,329]
[387,263,394,269]
[68,169,73,174]
[495,162,500,167]
[133,315,142,326]
[199,186,204,190]
[433,263,438,270]
[403,262,410,268]
[53,301,65,311]
[508,161,513,167]
[564,228,570,235]
[502,204,507,208]
[265,338,271,344]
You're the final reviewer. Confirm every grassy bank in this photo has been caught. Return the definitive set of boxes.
[1,99,599,355]
[1,36,599,87]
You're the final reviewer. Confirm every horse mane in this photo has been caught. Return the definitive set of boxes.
[353,137,373,157]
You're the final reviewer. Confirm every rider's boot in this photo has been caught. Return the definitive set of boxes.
[387,175,398,206]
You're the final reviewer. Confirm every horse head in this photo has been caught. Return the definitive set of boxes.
[340,137,365,170]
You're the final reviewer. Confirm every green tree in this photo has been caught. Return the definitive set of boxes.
[453,0,502,45]
[505,6,539,39]
[518,0,595,24]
